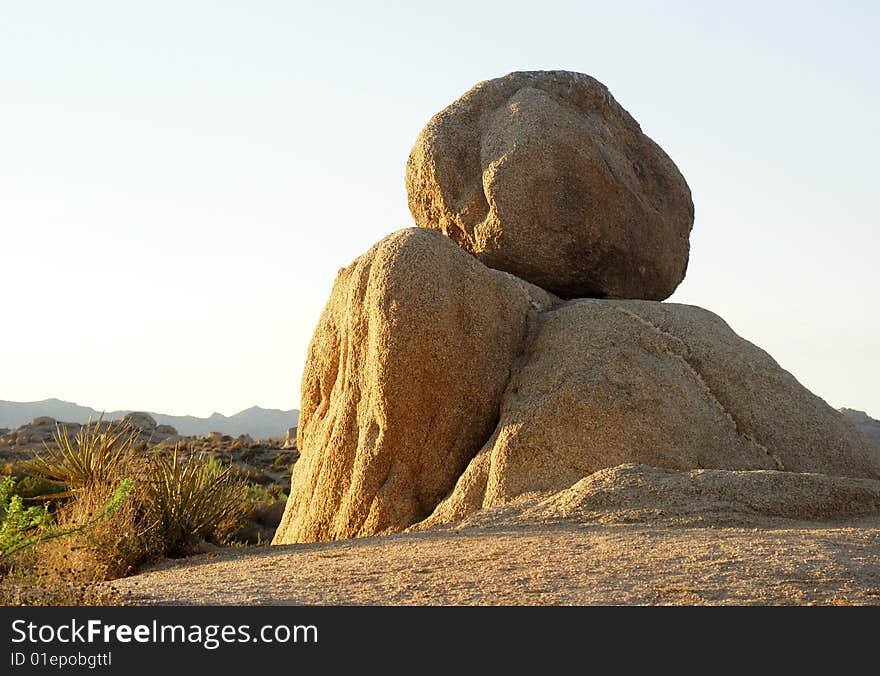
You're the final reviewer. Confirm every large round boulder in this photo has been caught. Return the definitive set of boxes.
[406,70,694,299]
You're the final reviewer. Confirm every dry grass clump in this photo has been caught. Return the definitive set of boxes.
[33,477,148,585]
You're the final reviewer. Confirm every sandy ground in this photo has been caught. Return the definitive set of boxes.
[110,517,880,606]
[110,466,880,605]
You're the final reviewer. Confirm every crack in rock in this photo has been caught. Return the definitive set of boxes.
[613,305,785,471]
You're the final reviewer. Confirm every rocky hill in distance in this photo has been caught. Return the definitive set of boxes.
[0,398,298,439]
[840,408,880,447]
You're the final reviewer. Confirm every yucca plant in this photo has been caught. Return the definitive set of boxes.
[23,418,137,498]
[144,447,248,556]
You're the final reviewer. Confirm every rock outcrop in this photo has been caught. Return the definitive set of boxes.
[406,70,694,300]
[274,232,880,544]
[423,300,880,526]
[273,70,877,546]
[0,413,180,454]
[273,229,556,544]
[282,427,298,450]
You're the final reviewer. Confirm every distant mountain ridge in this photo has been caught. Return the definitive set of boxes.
[0,398,298,439]
[840,408,880,448]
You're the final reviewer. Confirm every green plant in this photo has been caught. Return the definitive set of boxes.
[144,447,249,556]
[0,476,51,565]
[1,476,133,568]
[238,446,257,462]
[271,452,297,471]
[22,418,137,497]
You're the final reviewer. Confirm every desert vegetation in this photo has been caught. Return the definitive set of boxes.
[0,418,288,604]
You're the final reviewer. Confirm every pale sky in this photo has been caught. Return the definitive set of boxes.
[1,1,877,418]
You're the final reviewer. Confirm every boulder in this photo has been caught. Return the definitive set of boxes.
[31,416,56,426]
[406,70,694,300]
[424,300,880,526]
[122,412,157,430]
[272,228,557,544]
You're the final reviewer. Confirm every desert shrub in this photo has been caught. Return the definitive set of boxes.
[8,423,249,601]
[231,495,287,546]
[7,417,142,585]
[247,482,287,503]
[1,476,133,608]
[143,448,249,556]
[238,446,257,462]
[271,451,295,470]
[238,466,274,486]
[32,478,144,583]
